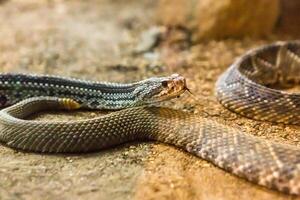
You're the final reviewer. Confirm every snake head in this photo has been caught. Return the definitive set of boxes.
[133,74,188,104]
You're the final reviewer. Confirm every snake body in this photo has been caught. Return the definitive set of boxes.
[216,41,300,125]
[0,41,300,195]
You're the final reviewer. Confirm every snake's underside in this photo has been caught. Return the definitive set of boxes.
[0,41,300,195]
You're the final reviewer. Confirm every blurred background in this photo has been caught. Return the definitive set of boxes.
[0,1,299,200]
[1,0,298,79]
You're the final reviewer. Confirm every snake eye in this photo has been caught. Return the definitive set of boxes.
[162,81,168,88]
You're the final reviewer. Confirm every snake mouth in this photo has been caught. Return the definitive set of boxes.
[152,74,188,102]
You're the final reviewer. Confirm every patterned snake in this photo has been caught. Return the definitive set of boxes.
[0,41,300,195]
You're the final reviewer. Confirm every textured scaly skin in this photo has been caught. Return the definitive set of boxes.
[0,41,300,195]
[0,73,166,109]
[216,41,300,124]
[1,97,300,195]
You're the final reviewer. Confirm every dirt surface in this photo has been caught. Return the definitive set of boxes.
[0,1,299,200]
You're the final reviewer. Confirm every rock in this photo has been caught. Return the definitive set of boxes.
[156,0,280,40]
[156,0,199,29]
[133,26,166,54]
[277,0,300,36]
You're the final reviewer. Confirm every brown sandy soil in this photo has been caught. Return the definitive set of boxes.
[0,1,299,200]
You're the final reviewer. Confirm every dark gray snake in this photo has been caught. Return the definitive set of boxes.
[0,41,300,195]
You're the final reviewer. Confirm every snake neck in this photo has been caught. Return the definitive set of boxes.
[0,73,144,109]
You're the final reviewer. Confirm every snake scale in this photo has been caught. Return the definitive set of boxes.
[0,41,300,195]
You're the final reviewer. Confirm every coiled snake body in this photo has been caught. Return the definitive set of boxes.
[0,41,300,195]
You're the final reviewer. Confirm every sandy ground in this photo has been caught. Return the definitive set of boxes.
[0,1,299,200]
